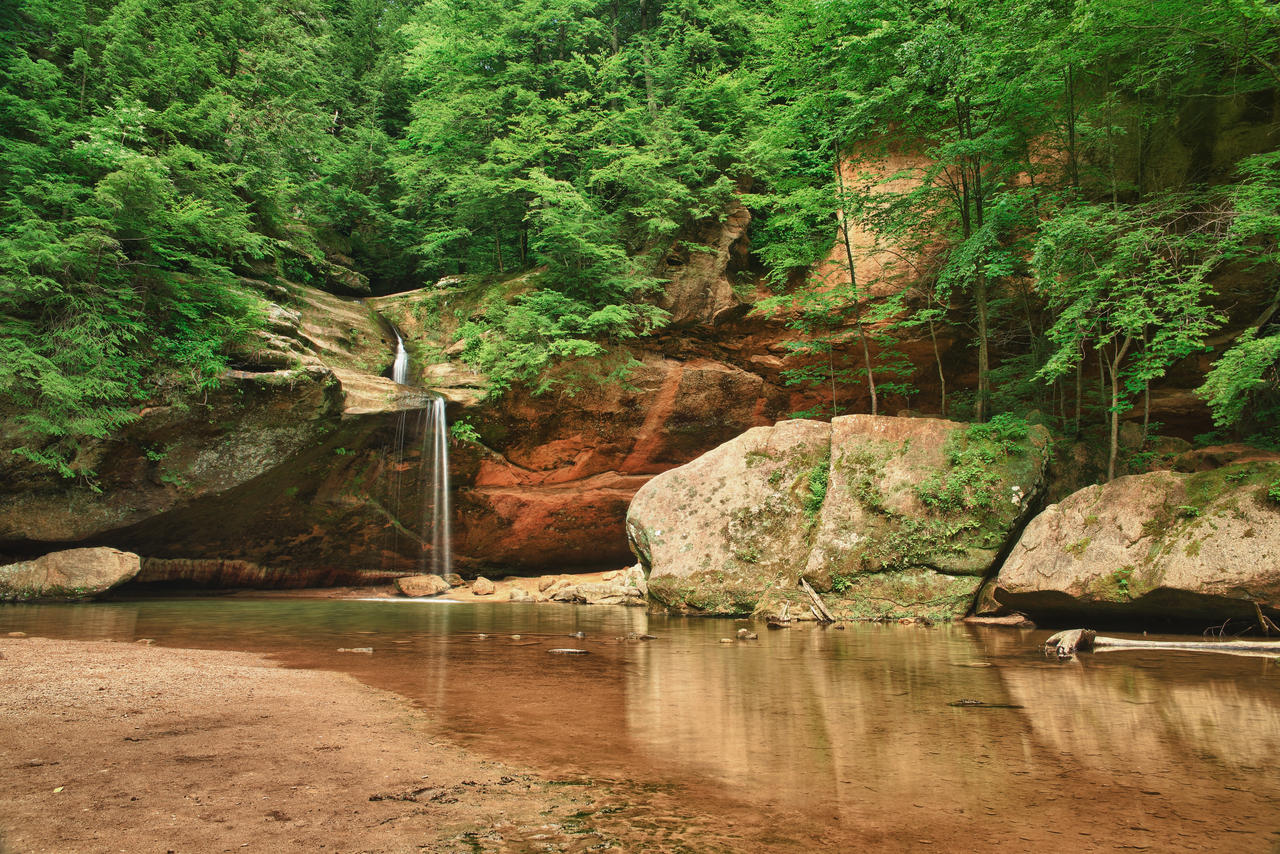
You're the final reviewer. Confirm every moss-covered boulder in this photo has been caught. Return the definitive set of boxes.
[0,548,141,602]
[627,414,1050,618]
[990,462,1280,622]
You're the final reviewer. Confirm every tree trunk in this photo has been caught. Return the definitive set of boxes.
[975,272,990,422]
[1074,352,1083,437]
[834,154,877,416]
[929,313,946,417]
[1065,65,1079,188]
[1106,336,1132,482]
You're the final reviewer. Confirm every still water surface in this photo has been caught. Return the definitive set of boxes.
[3,598,1279,852]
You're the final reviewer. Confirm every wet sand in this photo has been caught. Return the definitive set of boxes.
[0,637,616,854]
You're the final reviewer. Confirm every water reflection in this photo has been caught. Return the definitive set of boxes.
[2,600,1278,850]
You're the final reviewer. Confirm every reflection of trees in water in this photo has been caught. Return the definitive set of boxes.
[625,622,1280,832]
[998,655,1280,776]
[624,623,1029,816]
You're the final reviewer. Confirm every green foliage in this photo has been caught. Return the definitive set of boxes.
[449,418,482,444]
[457,288,666,396]
[1267,480,1280,505]
[803,456,830,521]
[918,417,1029,514]
[0,0,417,477]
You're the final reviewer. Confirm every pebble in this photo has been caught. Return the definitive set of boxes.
[547,649,588,655]
[569,631,586,639]
[736,629,758,640]
[8,631,27,638]
[336,647,373,654]
[719,638,733,644]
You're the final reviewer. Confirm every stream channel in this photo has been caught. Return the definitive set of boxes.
[4,597,1279,851]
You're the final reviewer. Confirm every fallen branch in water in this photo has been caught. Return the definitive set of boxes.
[964,614,1036,629]
[1045,629,1280,660]
[799,578,835,623]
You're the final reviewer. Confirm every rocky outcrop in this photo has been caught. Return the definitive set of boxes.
[657,197,751,328]
[628,414,1050,618]
[137,558,397,589]
[547,566,647,606]
[450,354,778,568]
[988,463,1280,622]
[0,280,423,585]
[0,548,141,601]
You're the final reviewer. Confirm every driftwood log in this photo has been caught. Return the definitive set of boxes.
[964,614,1036,629]
[799,578,835,623]
[1044,629,1096,659]
[1045,629,1280,660]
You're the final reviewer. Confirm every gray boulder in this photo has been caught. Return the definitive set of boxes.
[628,414,1050,619]
[0,547,141,601]
[990,463,1280,621]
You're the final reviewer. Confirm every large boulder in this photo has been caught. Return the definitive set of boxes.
[989,462,1280,622]
[628,414,1050,618]
[0,548,141,601]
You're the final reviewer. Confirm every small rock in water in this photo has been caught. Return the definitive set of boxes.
[834,623,847,630]
[736,629,758,640]
[8,632,27,638]
[719,638,734,644]
[135,638,154,645]
[337,647,374,654]
[471,577,496,596]
[476,633,489,640]
[548,648,589,655]
[510,634,522,640]
[395,574,451,598]
[569,631,586,639]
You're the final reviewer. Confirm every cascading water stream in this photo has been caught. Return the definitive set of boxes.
[385,326,452,577]
[391,329,410,385]
[425,397,452,577]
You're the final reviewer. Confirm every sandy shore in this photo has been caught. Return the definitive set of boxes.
[0,637,615,854]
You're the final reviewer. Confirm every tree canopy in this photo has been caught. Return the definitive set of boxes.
[4,0,1280,478]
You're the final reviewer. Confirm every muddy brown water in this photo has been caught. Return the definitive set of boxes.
[3,598,1279,852]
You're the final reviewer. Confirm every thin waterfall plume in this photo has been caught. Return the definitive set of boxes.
[391,329,410,385]
[382,325,452,577]
[424,397,453,577]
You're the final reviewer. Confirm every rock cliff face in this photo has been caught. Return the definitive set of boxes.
[0,225,807,580]
[0,281,431,585]
[989,462,1280,622]
[627,414,1050,618]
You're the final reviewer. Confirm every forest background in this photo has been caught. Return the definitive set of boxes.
[2,0,1279,484]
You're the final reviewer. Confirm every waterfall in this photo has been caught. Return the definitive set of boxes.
[391,329,410,385]
[424,397,453,577]
[383,326,452,577]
